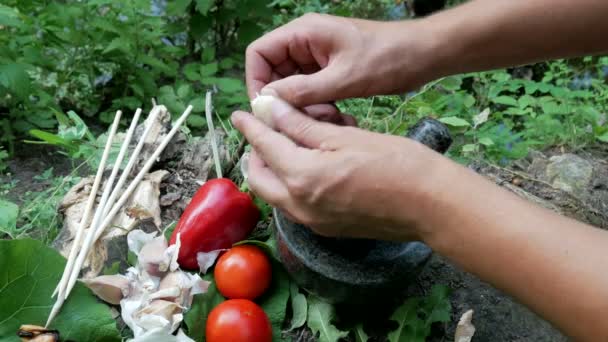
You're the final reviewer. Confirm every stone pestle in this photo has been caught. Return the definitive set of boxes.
[272,118,452,305]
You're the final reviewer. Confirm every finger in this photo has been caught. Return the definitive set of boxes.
[246,23,303,99]
[340,113,358,127]
[268,97,341,149]
[302,104,343,124]
[263,65,348,108]
[231,111,299,176]
[247,150,289,206]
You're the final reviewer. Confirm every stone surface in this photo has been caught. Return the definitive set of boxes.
[274,208,432,305]
[545,153,593,197]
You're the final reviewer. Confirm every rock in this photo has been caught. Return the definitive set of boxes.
[545,153,593,197]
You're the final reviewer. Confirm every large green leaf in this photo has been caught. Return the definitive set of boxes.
[306,296,348,342]
[0,239,121,341]
[184,275,225,342]
[258,262,290,341]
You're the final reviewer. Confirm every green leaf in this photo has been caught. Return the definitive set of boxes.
[201,47,216,63]
[439,76,462,91]
[492,96,518,107]
[187,114,206,128]
[354,324,369,342]
[177,84,192,99]
[167,0,192,15]
[190,98,206,113]
[518,95,537,109]
[259,262,291,341]
[596,132,608,143]
[306,296,348,342]
[422,284,452,325]
[479,137,494,146]
[463,94,475,108]
[439,116,470,127]
[289,283,307,331]
[103,37,132,54]
[204,77,244,93]
[0,4,23,27]
[140,54,175,76]
[0,63,31,99]
[0,239,121,341]
[234,236,278,261]
[195,0,214,14]
[184,275,225,342]
[461,144,477,153]
[183,63,201,81]
[0,199,18,237]
[28,130,73,148]
[387,299,426,342]
[200,62,218,77]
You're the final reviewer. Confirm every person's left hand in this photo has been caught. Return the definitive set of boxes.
[231,97,447,241]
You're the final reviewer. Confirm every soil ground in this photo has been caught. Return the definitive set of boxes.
[5,143,607,342]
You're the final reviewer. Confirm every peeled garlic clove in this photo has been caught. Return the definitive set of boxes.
[251,95,276,128]
[82,274,130,305]
[139,237,168,276]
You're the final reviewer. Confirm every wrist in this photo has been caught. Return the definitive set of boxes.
[374,19,453,93]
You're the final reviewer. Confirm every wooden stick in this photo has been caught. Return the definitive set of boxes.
[46,110,122,327]
[205,91,222,178]
[63,105,194,298]
[84,109,141,249]
[101,107,160,218]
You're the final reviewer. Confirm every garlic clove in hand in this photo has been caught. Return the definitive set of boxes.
[251,95,277,128]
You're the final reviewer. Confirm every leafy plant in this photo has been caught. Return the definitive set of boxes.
[13,168,81,243]
[306,296,349,342]
[387,284,452,342]
[0,238,121,341]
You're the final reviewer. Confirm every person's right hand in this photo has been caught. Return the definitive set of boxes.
[246,13,439,108]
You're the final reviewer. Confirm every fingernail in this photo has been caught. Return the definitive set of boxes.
[231,111,246,125]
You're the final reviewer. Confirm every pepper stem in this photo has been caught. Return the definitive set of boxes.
[205,91,223,178]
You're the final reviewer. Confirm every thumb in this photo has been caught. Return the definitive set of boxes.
[263,66,347,108]
[269,96,340,149]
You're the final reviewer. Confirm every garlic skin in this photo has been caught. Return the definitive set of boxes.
[138,237,168,277]
[251,95,276,128]
[82,275,130,305]
[108,229,208,341]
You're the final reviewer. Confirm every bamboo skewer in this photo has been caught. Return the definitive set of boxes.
[205,91,222,178]
[63,105,193,298]
[101,107,160,218]
[76,109,141,273]
[46,110,123,327]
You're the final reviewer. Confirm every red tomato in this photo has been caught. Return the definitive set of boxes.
[214,245,272,300]
[206,299,272,342]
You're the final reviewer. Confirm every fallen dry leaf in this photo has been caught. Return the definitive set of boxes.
[454,309,476,342]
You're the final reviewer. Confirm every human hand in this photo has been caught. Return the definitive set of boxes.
[231,97,447,241]
[246,13,439,108]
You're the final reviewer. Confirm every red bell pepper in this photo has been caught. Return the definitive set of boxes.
[169,178,260,270]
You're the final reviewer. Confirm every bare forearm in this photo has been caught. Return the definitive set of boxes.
[415,157,608,340]
[421,0,608,77]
